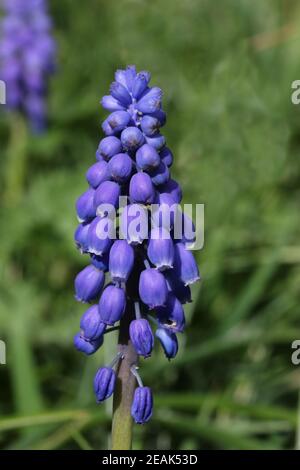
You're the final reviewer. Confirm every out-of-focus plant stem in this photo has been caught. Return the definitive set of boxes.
[4,113,28,207]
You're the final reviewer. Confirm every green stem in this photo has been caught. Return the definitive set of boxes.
[111,312,138,450]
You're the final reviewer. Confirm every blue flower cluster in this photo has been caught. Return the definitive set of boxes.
[74,66,200,424]
[0,0,56,132]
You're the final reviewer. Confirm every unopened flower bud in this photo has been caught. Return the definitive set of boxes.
[87,216,114,256]
[86,161,110,189]
[131,386,153,424]
[139,268,168,308]
[74,265,105,303]
[98,285,126,325]
[74,333,103,355]
[93,367,116,402]
[129,172,155,205]
[136,144,160,171]
[108,153,133,183]
[76,188,96,223]
[97,136,122,161]
[136,87,162,114]
[174,242,200,286]
[130,319,154,358]
[109,240,134,282]
[80,305,106,341]
[121,126,145,151]
[147,227,174,271]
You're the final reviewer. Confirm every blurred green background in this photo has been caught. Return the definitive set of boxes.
[0,0,300,450]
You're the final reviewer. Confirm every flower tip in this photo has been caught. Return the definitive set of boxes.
[184,274,201,286]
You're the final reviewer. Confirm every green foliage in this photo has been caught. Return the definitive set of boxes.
[0,0,300,450]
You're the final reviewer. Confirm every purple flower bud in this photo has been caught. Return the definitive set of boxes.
[174,242,200,286]
[97,136,122,161]
[137,87,162,114]
[150,162,170,186]
[102,110,132,136]
[74,221,91,253]
[75,265,105,303]
[76,188,96,223]
[158,179,182,203]
[90,253,109,272]
[129,172,155,205]
[149,109,166,126]
[110,81,132,106]
[178,213,196,247]
[156,327,178,359]
[120,203,148,245]
[108,153,133,183]
[121,127,145,152]
[147,227,174,271]
[131,386,153,424]
[115,68,128,88]
[99,285,126,325]
[109,240,134,282]
[87,216,114,256]
[139,268,168,308]
[101,95,124,112]
[74,333,103,355]
[130,319,154,358]
[156,293,185,333]
[152,192,179,229]
[132,71,151,99]
[124,65,137,91]
[94,181,120,216]
[93,367,116,402]
[136,144,160,171]
[165,269,192,304]
[102,119,117,135]
[115,65,137,92]
[145,134,166,151]
[86,161,110,189]
[80,305,106,341]
[160,147,173,167]
[140,115,161,137]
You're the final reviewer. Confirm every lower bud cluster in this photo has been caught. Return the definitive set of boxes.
[73,66,200,424]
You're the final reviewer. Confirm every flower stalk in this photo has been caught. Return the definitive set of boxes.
[111,312,138,450]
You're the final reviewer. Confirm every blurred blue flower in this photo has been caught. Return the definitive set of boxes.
[0,0,56,132]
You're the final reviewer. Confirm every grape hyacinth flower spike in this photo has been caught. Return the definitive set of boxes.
[73,66,200,449]
[0,0,56,132]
